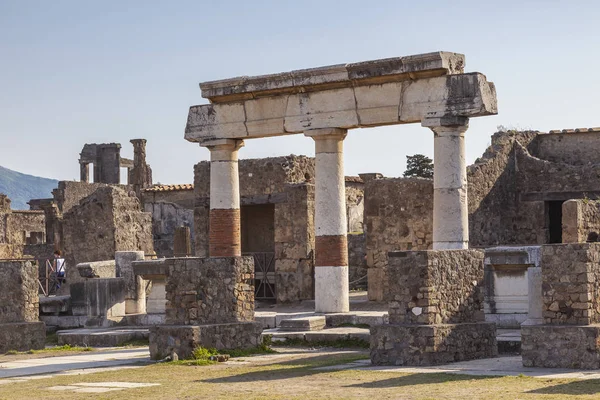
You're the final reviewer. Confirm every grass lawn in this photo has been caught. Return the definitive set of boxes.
[1,349,600,399]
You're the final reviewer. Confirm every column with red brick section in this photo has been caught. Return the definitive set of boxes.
[202,139,244,257]
[305,128,349,313]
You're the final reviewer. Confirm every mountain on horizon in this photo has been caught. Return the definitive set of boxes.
[0,165,58,210]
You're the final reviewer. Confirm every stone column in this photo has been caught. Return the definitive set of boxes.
[79,161,89,182]
[423,117,469,250]
[202,139,244,258]
[305,128,349,313]
[173,226,192,257]
[522,266,543,325]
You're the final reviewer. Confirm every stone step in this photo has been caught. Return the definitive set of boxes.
[255,311,388,329]
[279,316,326,332]
[39,295,71,315]
[56,327,149,347]
[497,328,521,355]
[39,313,166,330]
[263,326,370,343]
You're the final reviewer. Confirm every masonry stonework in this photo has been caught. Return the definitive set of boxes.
[562,200,600,243]
[0,261,45,353]
[370,249,497,366]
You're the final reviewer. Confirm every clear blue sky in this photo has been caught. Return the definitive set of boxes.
[1,1,599,184]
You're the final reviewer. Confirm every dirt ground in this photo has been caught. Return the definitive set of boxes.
[2,347,600,399]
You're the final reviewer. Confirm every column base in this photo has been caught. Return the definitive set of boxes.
[315,266,349,313]
[522,324,600,369]
[0,322,46,353]
[149,322,263,360]
[370,322,497,366]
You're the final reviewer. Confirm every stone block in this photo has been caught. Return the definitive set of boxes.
[77,260,116,278]
[149,322,262,360]
[279,316,326,332]
[0,322,46,353]
[165,257,254,325]
[387,249,486,325]
[70,278,126,317]
[0,261,39,323]
[522,324,600,369]
[115,251,145,313]
[370,322,497,366]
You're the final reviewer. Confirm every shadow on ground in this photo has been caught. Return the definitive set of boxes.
[345,372,490,388]
[198,352,367,384]
[526,379,600,396]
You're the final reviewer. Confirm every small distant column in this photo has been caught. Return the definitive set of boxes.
[79,161,89,182]
[202,139,244,258]
[305,128,349,313]
[423,117,469,250]
[173,226,192,257]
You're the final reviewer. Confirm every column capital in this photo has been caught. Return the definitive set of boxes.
[200,138,245,151]
[421,117,469,131]
[304,128,347,140]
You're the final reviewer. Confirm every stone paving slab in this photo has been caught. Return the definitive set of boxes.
[316,355,600,380]
[57,326,149,347]
[0,347,151,379]
[264,327,370,342]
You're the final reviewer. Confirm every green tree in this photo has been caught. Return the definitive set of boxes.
[403,154,433,179]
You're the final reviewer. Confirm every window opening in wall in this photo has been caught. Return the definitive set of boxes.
[547,200,564,244]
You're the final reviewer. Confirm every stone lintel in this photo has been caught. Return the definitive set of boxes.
[185,72,497,143]
[200,52,465,102]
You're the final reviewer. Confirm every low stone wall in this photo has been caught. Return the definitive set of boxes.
[348,233,366,290]
[371,322,497,366]
[149,322,263,360]
[522,325,600,369]
[70,278,126,318]
[0,322,46,353]
[165,257,255,325]
[562,200,600,243]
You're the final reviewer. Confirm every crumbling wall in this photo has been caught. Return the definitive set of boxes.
[532,131,600,166]
[62,186,154,286]
[364,177,433,301]
[468,131,540,246]
[5,211,45,245]
[53,181,110,213]
[562,199,600,243]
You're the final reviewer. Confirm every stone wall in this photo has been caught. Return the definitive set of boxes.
[53,181,111,213]
[62,186,154,286]
[144,201,194,257]
[562,200,600,243]
[533,131,600,166]
[345,177,364,233]
[165,257,255,325]
[0,196,46,259]
[387,250,486,324]
[364,177,433,301]
[0,261,39,323]
[540,243,600,325]
[348,233,367,290]
[273,183,315,302]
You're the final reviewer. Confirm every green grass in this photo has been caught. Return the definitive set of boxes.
[5,344,93,356]
[275,337,370,349]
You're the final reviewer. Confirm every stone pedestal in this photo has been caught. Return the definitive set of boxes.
[371,322,497,366]
[370,249,497,366]
[0,261,46,353]
[149,256,262,359]
[115,251,146,314]
[521,243,600,368]
[423,117,469,250]
[522,325,600,369]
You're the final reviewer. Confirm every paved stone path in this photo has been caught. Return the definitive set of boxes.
[317,355,600,380]
[0,347,151,380]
